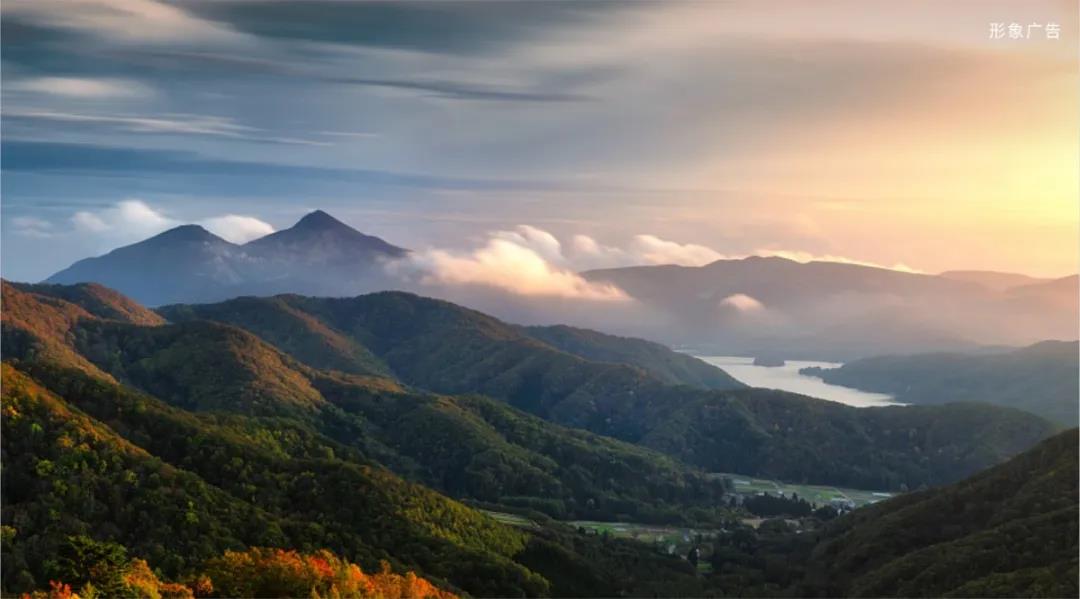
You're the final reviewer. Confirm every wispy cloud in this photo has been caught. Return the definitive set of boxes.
[3,0,248,45]
[10,216,57,239]
[329,76,590,103]
[570,233,723,268]
[4,110,331,146]
[9,76,153,99]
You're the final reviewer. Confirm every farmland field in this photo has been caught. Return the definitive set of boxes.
[715,473,893,507]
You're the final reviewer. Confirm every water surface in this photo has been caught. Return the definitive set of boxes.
[697,355,900,408]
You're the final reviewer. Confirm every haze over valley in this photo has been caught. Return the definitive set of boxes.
[44,209,1080,362]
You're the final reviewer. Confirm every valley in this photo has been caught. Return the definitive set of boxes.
[3,3,1077,596]
[1,279,1074,597]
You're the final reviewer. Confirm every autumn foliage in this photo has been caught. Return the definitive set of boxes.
[20,546,455,599]
[204,548,457,599]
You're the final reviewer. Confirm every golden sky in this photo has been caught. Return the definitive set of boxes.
[3,0,1077,279]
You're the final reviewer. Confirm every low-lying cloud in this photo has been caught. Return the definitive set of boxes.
[570,233,724,269]
[396,227,628,301]
[69,199,274,244]
[719,293,765,312]
[390,224,925,301]
[200,215,276,244]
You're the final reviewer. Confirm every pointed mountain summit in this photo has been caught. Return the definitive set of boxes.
[292,209,355,232]
[45,210,409,306]
[147,224,230,245]
[245,210,407,259]
[46,225,244,306]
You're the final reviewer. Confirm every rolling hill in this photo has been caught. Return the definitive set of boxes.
[4,282,734,525]
[803,427,1079,597]
[2,281,1071,597]
[704,428,1078,597]
[159,290,1055,491]
[2,283,717,597]
[801,341,1079,427]
[521,323,741,389]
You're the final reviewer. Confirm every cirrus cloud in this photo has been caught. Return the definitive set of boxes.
[2,0,248,45]
[10,76,154,99]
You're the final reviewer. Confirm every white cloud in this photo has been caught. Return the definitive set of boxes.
[569,233,921,273]
[70,199,273,245]
[2,0,247,45]
[493,225,565,263]
[72,199,171,237]
[630,235,724,267]
[201,215,275,244]
[719,293,765,312]
[71,212,110,233]
[394,228,628,301]
[11,77,153,99]
[570,234,628,268]
[570,233,724,268]
[10,217,57,238]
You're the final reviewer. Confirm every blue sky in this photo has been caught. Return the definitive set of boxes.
[2,0,1076,282]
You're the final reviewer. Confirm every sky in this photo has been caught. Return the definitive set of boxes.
[2,0,1077,282]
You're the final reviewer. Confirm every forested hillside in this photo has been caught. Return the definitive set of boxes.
[803,427,1079,597]
[3,284,734,526]
[162,291,1055,490]
[1,281,1072,597]
[520,324,742,389]
[801,341,1079,427]
[1,286,713,596]
[701,428,1079,597]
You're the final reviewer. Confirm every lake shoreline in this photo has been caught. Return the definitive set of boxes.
[694,355,901,408]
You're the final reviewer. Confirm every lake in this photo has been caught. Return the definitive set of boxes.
[695,355,901,408]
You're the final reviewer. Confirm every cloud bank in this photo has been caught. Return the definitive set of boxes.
[391,224,931,301]
[68,199,274,244]
[398,228,627,301]
[571,234,724,268]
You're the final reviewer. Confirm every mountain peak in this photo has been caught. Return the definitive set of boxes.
[242,210,408,258]
[293,210,351,232]
[147,224,225,244]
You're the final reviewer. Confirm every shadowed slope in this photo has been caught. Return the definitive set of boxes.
[161,290,1056,491]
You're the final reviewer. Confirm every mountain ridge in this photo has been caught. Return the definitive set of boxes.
[157,288,1056,491]
[45,210,407,306]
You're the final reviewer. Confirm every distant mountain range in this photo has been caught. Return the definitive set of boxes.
[155,289,1055,491]
[583,257,1079,359]
[46,210,407,306]
[42,210,1078,359]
